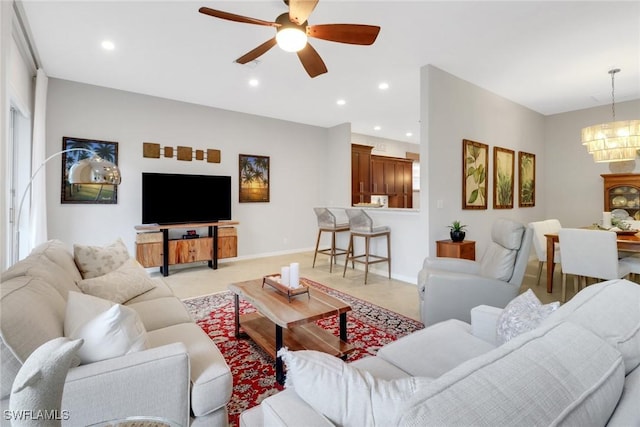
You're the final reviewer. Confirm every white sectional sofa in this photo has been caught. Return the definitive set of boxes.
[1,240,232,426]
[240,279,640,426]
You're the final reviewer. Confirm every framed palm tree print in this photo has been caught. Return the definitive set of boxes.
[493,146,514,209]
[61,137,118,204]
[239,154,270,203]
[462,139,488,209]
[518,151,535,207]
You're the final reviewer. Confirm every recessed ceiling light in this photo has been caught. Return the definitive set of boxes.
[249,78,259,87]
[336,99,346,106]
[406,132,413,137]
[374,126,381,131]
[101,40,115,51]
[378,82,389,90]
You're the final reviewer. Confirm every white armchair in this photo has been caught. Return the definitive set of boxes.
[417,218,533,326]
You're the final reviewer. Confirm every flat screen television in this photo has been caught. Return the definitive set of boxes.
[142,172,232,225]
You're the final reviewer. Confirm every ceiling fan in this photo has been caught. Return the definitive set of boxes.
[199,0,380,78]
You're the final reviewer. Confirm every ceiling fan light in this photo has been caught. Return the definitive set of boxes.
[276,28,307,52]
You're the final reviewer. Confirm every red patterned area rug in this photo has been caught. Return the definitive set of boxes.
[182,279,423,427]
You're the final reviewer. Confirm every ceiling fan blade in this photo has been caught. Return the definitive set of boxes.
[307,24,380,45]
[235,38,278,64]
[296,43,327,78]
[198,7,278,27]
[288,0,318,25]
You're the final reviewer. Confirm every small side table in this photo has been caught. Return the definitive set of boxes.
[436,240,476,260]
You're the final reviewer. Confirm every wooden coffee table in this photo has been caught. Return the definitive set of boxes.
[228,278,353,384]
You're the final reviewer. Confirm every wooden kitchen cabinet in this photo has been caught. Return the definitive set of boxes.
[352,144,372,205]
[371,154,413,208]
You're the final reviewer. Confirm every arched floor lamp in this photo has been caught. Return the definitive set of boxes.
[13,148,122,263]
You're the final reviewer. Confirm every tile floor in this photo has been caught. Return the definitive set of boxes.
[155,252,570,322]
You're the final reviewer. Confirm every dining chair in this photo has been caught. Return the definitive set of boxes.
[557,228,640,302]
[528,219,562,287]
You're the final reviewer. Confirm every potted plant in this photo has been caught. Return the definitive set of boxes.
[448,220,467,242]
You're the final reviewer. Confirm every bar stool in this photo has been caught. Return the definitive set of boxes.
[312,208,350,272]
[343,209,391,284]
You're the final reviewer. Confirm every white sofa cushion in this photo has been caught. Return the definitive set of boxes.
[126,296,194,332]
[377,319,495,378]
[496,289,559,344]
[146,323,232,417]
[0,276,66,399]
[278,348,431,427]
[541,279,640,374]
[77,258,156,304]
[400,322,624,426]
[1,253,81,300]
[30,239,83,283]
[606,365,640,426]
[73,238,130,279]
[64,292,148,364]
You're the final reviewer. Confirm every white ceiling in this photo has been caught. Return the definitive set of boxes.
[19,1,640,144]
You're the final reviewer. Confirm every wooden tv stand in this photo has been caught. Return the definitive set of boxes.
[134,221,239,276]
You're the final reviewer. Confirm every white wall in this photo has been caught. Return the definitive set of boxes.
[29,68,640,285]
[325,123,351,207]
[351,133,419,158]
[45,79,330,258]
[544,99,640,227]
[423,65,546,256]
[0,1,9,269]
[1,1,36,269]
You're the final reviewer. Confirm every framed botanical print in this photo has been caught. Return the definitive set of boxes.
[518,151,536,207]
[61,137,118,204]
[239,154,270,203]
[493,146,514,209]
[462,139,488,209]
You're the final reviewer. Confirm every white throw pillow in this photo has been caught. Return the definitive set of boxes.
[278,348,431,427]
[496,289,559,344]
[10,337,83,422]
[74,238,130,279]
[64,292,148,364]
[77,258,156,303]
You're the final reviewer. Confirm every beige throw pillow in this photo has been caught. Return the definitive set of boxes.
[77,258,156,303]
[74,238,130,279]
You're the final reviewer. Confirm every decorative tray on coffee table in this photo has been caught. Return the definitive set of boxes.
[262,274,310,302]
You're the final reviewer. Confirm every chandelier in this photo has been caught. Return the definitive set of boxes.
[581,68,640,163]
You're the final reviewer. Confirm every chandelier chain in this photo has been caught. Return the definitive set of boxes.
[609,68,620,121]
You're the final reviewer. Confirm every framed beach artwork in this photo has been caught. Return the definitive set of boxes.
[239,154,270,203]
[493,146,514,209]
[518,151,536,207]
[61,137,118,204]
[462,139,488,210]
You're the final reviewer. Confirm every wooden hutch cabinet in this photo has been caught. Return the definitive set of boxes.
[602,173,640,220]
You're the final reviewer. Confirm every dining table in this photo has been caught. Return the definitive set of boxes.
[544,228,640,293]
